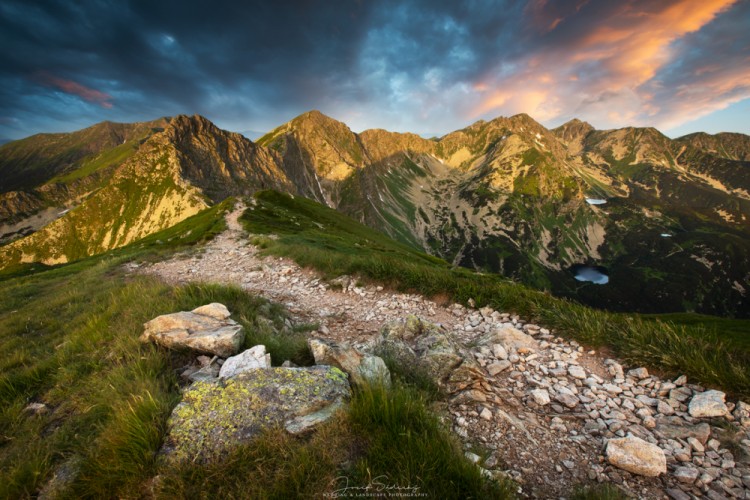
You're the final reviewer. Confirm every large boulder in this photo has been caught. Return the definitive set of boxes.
[140,303,244,357]
[161,366,350,464]
[606,436,666,477]
[688,390,729,418]
[308,338,390,388]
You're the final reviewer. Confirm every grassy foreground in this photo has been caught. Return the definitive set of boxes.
[0,199,509,498]
[242,190,750,398]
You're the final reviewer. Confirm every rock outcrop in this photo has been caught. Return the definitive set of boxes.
[139,303,244,357]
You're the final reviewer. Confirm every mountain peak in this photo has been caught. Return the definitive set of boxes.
[552,118,595,146]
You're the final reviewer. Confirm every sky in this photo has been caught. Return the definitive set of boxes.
[1,0,749,142]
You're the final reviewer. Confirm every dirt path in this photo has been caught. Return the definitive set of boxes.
[137,203,749,499]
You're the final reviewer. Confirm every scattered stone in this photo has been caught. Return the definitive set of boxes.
[480,407,493,421]
[555,393,579,409]
[666,488,691,500]
[530,389,551,406]
[689,390,729,418]
[733,401,750,427]
[219,345,269,378]
[487,360,512,376]
[23,402,49,416]
[627,367,649,380]
[140,304,244,357]
[492,344,508,360]
[605,436,667,477]
[188,363,220,382]
[674,466,700,484]
[567,365,586,380]
[603,384,623,395]
[309,338,390,388]
[161,366,350,464]
[687,437,705,453]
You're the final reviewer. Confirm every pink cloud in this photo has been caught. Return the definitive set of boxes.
[35,72,113,109]
[470,0,742,130]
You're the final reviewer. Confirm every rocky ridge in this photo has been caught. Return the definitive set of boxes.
[136,204,750,499]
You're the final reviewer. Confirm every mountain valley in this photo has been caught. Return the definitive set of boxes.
[1,111,748,317]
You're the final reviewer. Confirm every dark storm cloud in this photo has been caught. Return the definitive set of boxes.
[0,0,748,140]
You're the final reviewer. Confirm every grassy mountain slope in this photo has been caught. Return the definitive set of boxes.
[0,115,297,271]
[0,118,170,194]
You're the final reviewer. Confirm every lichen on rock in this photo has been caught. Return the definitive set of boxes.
[160,366,350,464]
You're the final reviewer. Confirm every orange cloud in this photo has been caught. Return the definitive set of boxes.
[470,0,739,130]
[36,72,113,109]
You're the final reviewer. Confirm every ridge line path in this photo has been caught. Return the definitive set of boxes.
[137,203,750,500]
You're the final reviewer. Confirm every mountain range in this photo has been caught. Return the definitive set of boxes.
[1,111,748,317]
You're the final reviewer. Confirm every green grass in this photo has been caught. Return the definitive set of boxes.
[346,383,514,499]
[570,483,627,500]
[48,139,139,184]
[154,382,513,499]
[0,199,316,497]
[242,190,750,398]
[0,258,309,498]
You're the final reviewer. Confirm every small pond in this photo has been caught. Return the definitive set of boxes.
[570,264,609,284]
[585,198,607,205]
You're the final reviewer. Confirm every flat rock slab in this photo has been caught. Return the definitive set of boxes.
[161,366,350,464]
[606,436,666,477]
[140,304,244,357]
[655,417,711,444]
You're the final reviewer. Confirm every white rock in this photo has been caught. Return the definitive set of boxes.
[492,344,508,360]
[568,365,586,380]
[688,390,729,418]
[480,408,493,421]
[687,437,704,453]
[674,466,699,484]
[487,360,512,375]
[219,345,269,378]
[606,436,666,477]
[192,303,232,320]
[603,384,623,395]
[530,389,551,406]
[627,367,649,380]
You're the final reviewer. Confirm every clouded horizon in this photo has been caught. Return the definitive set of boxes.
[1,0,749,142]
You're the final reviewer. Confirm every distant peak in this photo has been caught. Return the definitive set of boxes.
[563,118,591,128]
[292,109,340,124]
